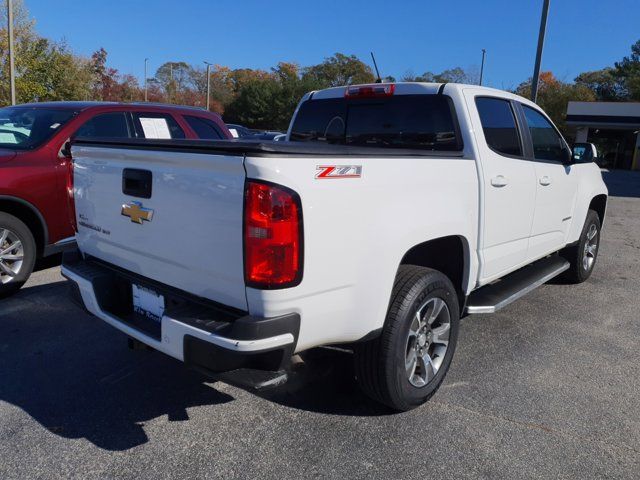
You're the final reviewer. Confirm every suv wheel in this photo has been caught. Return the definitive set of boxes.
[354,265,459,411]
[0,213,36,298]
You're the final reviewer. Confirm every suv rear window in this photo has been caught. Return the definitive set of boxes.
[289,94,462,151]
[184,115,224,139]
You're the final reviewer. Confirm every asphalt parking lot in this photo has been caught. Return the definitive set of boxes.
[1,170,639,479]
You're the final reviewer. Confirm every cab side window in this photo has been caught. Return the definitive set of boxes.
[75,112,131,138]
[522,106,566,162]
[475,97,522,157]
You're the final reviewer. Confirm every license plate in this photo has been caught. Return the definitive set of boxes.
[132,284,165,323]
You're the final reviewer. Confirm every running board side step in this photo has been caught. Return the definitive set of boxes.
[465,256,569,314]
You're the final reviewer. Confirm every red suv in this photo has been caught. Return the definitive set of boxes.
[0,102,232,296]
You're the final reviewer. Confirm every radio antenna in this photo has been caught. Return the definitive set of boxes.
[370,52,382,83]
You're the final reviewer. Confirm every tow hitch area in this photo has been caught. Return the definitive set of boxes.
[205,368,289,391]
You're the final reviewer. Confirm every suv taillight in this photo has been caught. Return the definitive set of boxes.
[244,180,302,289]
[65,157,77,232]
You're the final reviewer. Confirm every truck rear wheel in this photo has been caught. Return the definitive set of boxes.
[560,209,601,284]
[0,213,36,298]
[354,265,459,411]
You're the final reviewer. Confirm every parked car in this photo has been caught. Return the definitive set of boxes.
[250,131,285,141]
[0,101,232,296]
[226,123,256,138]
[62,83,607,411]
[226,124,284,141]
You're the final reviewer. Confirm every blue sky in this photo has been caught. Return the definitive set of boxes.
[28,0,639,88]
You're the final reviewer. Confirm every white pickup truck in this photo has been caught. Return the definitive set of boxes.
[62,83,607,411]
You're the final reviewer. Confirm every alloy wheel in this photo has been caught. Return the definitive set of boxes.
[405,297,451,388]
[0,228,24,284]
[583,223,598,271]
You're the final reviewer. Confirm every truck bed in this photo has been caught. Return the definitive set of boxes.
[74,137,467,158]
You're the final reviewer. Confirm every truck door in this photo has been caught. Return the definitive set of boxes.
[518,104,578,259]
[464,91,537,283]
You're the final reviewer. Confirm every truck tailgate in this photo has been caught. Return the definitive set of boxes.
[71,144,247,310]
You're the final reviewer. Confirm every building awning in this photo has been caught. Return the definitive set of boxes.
[566,102,640,129]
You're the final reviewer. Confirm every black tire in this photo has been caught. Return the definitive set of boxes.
[0,212,36,298]
[354,265,460,411]
[560,209,601,284]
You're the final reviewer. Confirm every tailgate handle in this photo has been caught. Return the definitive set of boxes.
[122,169,152,199]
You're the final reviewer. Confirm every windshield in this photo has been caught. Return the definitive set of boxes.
[0,107,78,149]
[289,94,462,151]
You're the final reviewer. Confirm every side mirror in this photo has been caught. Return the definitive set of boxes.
[572,142,598,163]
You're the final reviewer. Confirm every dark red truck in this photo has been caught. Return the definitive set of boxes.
[0,101,232,296]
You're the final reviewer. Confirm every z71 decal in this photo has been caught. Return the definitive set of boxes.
[315,165,362,179]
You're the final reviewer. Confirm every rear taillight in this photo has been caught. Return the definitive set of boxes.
[244,180,303,289]
[344,83,395,98]
[65,157,77,232]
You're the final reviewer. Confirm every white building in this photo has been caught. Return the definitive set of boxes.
[567,101,640,170]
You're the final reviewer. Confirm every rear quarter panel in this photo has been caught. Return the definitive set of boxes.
[244,153,479,352]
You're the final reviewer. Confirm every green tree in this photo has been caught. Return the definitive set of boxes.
[402,67,478,84]
[574,68,625,101]
[0,0,93,104]
[224,76,280,128]
[303,53,375,87]
[155,61,194,103]
[615,39,640,100]
[224,62,325,130]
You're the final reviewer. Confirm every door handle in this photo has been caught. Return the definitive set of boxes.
[490,175,508,187]
[539,176,552,186]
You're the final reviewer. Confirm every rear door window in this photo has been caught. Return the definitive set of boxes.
[475,97,523,157]
[289,94,462,151]
[75,112,131,138]
[132,113,185,139]
[184,115,224,139]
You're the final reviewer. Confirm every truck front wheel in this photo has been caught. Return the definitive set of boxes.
[0,213,36,298]
[354,265,459,411]
[560,209,601,284]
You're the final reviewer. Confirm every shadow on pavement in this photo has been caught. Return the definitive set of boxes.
[601,169,640,198]
[0,280,234,451]
[0,280,388,451]
[254,347,391,417]
[34,253,63,273]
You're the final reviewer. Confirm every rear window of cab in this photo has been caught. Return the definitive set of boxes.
[289,94,462,151]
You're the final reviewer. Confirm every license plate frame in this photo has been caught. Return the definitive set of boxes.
[132,284,165,323]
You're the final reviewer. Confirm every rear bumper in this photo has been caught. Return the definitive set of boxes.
[62,249,299,382]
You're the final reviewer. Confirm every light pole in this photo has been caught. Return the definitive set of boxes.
[479,49,486,86]
[204,61,212,110]
[531,0,550,103]
[7,0,16,105]
[144,58,148,102]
